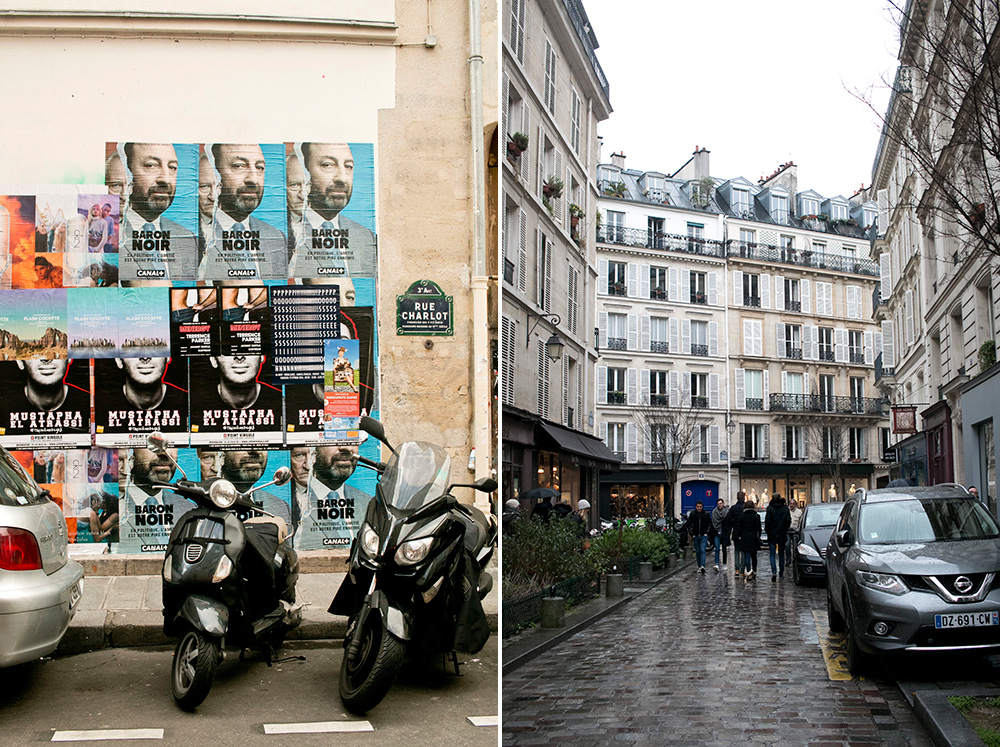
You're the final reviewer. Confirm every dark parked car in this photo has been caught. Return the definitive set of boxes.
[826,484,1000,675]
[792,502,845,585]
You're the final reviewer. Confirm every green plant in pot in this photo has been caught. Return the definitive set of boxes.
[507,132,529,159]
[542,176,564,200]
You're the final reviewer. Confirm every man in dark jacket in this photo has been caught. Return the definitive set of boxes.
[724,491,746,576]
[764,493,791,581]
[687,500,713,573]
[736,497,761,579]
[530,495,553,522]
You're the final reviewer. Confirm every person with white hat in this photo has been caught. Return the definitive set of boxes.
[502,498,522,534]
[570,499,591,536]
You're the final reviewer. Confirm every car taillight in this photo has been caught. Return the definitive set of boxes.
[0,527,43,571]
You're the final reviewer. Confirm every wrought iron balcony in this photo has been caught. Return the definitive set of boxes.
[745,398,764,411]
[728,240,878,277]
[608,282,627,296]
[650,288,668,300]
[690,292,708,305]
[819,349,835,362]
[769,393,885,416]
[692,396,708,408]
[699,453,711,464]
[850,352,866,365]
[744,296,761,308]
[607,391,626,405]
[784,300,801,312]
[691,344,709,357]
[597,225,726,258]
[650,394,669,407]
[785,346,803,360]
[650,341,669,353]
[873,287,888,308]
[875,353,895,382]
[607,338,627,351]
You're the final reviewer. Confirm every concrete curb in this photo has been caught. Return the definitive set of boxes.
[902,687,995,747]
[502,558,695,675]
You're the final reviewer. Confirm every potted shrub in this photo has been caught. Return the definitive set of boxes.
[569,203,584,229]
[980,340,997,373]
[542,176,564,200]
[507,132,529,159]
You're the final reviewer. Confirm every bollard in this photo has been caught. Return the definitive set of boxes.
[639,561,653,581]
[540,596,565,628]
[606,573,624,598]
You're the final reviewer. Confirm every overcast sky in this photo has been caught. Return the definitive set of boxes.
[584,1,902,198]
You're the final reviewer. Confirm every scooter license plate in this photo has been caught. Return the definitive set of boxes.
[934,611,1000,628]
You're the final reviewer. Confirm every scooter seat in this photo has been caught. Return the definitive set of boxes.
[245,515,290,544]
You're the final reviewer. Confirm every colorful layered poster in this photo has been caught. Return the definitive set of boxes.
[117,446,198,553]
[107,142,199,285]
[119,286,170,358]
[270,285,340,384]
[169,286,218,357]
[1,195,35,289]
[341,306,377,415]
[199,143,287,282]
[286,142,376,280]
[324,339,360,419]
[0,357,91,448]
[189,354,283,447]
[61,194,120,288]
[218,285,271,356]
[195,448,291,524]
[288,440,377,550]
[33,193,76,289]
[67,287,118,358]
[0,289,68,360]
[284,383,327,446]
[93,357,189,448]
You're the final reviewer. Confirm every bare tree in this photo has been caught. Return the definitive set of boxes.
[632,396,711,520]
[805,423,850,501]
[861,1,1000,262]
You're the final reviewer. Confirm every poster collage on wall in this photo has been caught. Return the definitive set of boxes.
[0,142,378,553]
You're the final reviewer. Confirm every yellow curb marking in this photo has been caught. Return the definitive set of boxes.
[812,609,862,681]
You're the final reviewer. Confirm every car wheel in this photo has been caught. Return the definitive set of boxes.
[843,595,871,676]
[793,559,804,586]
[827,586,845,632]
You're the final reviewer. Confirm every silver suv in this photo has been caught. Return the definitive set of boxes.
[826,484,1000,674]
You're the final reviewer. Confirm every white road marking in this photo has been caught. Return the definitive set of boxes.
[51,729,164,742]
[263,721,374,734]
[467,716,498,727]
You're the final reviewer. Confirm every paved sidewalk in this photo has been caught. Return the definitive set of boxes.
[58,551,498,656]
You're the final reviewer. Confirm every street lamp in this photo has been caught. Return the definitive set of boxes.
[526,312,564,362]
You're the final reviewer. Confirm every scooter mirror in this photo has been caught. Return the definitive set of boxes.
[272,466,292,487]
[359,416,392,450]
[474,477,498,493]
[147,431,169,454]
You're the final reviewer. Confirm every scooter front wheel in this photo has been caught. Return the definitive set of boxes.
[339,614,405,714]
[172,629,220,711]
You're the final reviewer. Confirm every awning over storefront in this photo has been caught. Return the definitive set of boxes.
[600,468,669,484]
[537,423,620,469]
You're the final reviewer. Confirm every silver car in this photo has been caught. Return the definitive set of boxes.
[826,484,1000,674]
[0,448,84,667]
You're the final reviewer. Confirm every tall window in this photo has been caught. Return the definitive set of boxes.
[650,317,668,353]
[650,266,667,299]
[648,216,665,249]
[849,428,866,460]
[772,194,789,224]
[822,426,839,460]
[785,325,802,359]
[733,188,751,215]
[691,373,708,408]
[690,271,707,304]
[650,371,668,406]
[606,368,626,404]
[607,210,625,243]
[850,377,865,412]
[784,425,803,460]
[607,422,626,459]
[543,39,557,114]
[650,424,670,461]
[739,228,756,253]
[819,374,835,412]
[784,278,800,311]
[745,370,763,410]
[818,327,834,361]
[785,372,803,411]
[849,330,864,363]
[570,90,581,154]
[743,424,765,460]
[691,320,709,356]
[743,273,760,307]
[608,313,626,350]
[687,223,705,253]
[608,261,626,295]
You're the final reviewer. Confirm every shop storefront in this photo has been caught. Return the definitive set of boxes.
[961,362,1000,515]
[734,462,874,507]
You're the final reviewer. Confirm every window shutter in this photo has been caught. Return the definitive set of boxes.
[536,125,544,194]
[598,258,609,295]
[835,329,848,363]
[519,103,530,181]
[752,321,762,356]
[502,74,509,139]
[682,319,691,354]
[781,370,788,393]
[599,420,607,444]
[643,424,652,463]
[536,340,549,418]
[536,229,544,307]
[543,238,553,311]
[597,364,607,404]
[500,315,516,406]
[709,373,720,409]
[762,424,770,460]
[882,320,895,367]
[639,263,650,299]
[864,331,874,365]
[904,290,915,344]
[640,369,650,405]
[554,150,563,217]
[775,275,784,310]
[670,370,680,407]
[626,262,638,297]
[740,426,745,460]
[710,425,720,463]
[669,267,679,302]
[708,321,719,356]
[761,274,771,309]
[877,189,888,236]
[801,279,810,314]
[733,270,743,306]
[598,311,608,348]
[518,209,527,292]
[627,367,638,406]
[681,372,691,407]
[735,368,746,410]
[743,320,753,356]
[641,316,650,351]
[562,357,570,426]
[708,272,718,306]
[681,268,691,302]
[627,314,639,350]
[762,370,769,410]
[776,323,786,358]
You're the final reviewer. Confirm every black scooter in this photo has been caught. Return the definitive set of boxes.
[147,433,301,710]
[329,416,497,713]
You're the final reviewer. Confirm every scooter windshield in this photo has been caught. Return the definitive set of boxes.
[380,441,452,511]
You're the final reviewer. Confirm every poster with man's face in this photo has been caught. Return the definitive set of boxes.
[198,143,287,283]
[188,353,283,447]
[93,356,189,447]
[107,142,199,285]
[116,446,197,554]
[199,448,291,524]
[0,357,90,448]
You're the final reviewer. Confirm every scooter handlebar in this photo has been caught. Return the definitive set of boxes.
[357,455,386,473]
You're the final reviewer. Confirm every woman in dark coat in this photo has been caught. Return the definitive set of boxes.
[736,499,762,580]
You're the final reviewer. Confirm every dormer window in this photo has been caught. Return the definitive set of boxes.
[772,194,788,224]
[831,203,848,221]
[862,206,877,229]
[801,197,819,216]
[732,188,751,215]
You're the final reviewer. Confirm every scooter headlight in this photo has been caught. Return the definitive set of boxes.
[209,480,238,509]
[162,557,173,583]
[360,524,380,556]
[212,554,233,583]
[395,536,435,566]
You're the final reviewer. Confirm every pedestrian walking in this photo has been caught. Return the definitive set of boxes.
[502,498,521,534]
[530,495,554,522]
[687,500,712,573]
[569,499,590,537]
[736,497,761,580]
[765,493,791,581]
[786,498,803,565]
[710,497,729,571]
[725,491,746,576]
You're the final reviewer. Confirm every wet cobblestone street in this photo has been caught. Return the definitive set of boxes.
[502,568,934,746]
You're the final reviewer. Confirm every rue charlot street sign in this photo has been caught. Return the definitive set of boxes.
[396,279,453,336]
